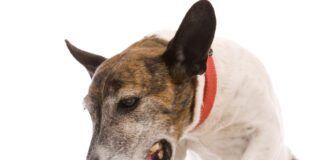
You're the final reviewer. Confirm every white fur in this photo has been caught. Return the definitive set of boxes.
[155,32,293,160]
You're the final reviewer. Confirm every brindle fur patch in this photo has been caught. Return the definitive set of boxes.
[84,36,197,159]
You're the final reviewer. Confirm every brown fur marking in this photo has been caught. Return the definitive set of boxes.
[84,36,197,159]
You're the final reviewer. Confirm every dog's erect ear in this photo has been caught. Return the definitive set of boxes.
[65,40,106,78]
[162,0,216,83]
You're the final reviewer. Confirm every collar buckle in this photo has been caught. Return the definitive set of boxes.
[208,48,213,56]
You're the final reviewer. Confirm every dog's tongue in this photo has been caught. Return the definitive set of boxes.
[146,153,159,160]
[146,155,154,160]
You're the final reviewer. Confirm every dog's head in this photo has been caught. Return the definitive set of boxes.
[66,1,216,160]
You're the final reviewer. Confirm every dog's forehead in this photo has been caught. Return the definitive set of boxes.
[88,36,170,96]
[97,36,168,76]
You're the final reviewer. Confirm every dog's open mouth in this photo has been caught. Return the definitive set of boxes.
[146,139,172,160]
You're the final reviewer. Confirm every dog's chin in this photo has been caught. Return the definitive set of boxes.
[146,139,172,160]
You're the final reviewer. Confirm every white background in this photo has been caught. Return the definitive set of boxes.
[0,0,323,159]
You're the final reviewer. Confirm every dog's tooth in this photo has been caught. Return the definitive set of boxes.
[158,150,164,159]
[150,143,162,152]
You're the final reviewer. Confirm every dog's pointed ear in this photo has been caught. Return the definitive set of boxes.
[65,40,106,78]
[162,0,216,83]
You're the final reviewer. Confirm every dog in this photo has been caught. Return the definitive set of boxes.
[66,0,294,160]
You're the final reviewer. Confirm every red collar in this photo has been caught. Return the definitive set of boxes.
[196,56,217,128]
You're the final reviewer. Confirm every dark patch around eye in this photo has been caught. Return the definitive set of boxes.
[117,97,140,113]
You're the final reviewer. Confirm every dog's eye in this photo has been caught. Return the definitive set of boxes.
[117,97,140,113]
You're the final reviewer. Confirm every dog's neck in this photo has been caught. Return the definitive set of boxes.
[185,56,217,133]
[196,56,217,128]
